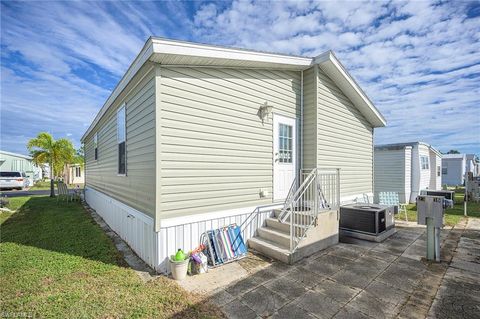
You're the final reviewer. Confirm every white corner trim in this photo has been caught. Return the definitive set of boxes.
[159,203,284,228]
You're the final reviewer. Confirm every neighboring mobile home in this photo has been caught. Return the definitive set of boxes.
[81,38,386,272]
[374,142,442,203]
[466,154,479,177]
[0,150,42,186]
[442,153,479,185]
[63,164,85,185]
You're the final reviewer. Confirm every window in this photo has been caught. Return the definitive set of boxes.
[420,156,429,170]
[437,166,441,177]
[94,133,98,160]
[0,172,21,177]
[117,105,126,175]
[442,167,448,175]
[75,166,81,177]
[278,123,293,163]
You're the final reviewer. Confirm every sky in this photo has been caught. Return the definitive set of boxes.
[1,0,479,156]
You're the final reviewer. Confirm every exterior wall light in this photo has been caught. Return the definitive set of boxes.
[257,102,273,124]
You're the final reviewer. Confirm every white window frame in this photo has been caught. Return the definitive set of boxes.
[420,156,429,170]
[93,133,98,160]
[117,104,127,176]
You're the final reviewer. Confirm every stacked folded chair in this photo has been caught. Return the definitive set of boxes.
[200,224,247,267]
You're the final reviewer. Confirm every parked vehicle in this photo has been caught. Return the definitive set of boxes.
[0,171,29,190]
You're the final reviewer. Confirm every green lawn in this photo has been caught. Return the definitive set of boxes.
[0,196,222,318]
[395,189,480,226]
[28,180,54,190]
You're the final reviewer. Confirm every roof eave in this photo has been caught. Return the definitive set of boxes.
[81,38,155,142]
[314,51,386,128]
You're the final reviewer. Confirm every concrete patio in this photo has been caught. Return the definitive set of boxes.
[180,218,480,319]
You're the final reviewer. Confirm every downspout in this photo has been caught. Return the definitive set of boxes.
[300,70,304,173]
[83,142,86,195]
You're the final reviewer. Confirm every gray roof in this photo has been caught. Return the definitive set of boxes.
[374,142,442,157]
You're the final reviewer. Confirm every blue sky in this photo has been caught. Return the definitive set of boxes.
[1,1,479,155]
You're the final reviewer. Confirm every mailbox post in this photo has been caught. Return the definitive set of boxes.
[417,195,444,262]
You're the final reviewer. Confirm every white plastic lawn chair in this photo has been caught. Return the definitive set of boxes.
[354,193,372,204]
[378,192,408,221]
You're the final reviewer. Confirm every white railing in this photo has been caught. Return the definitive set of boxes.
[238,203,283,242]
[278,168,340,252]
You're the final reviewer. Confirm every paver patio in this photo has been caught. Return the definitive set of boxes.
[180,218,480,318]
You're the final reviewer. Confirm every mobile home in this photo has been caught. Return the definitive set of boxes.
[81,38,386,272]
[374,142,442,203]
[63,164,85,185]
[0,150,42,186]
[442,153,479,185]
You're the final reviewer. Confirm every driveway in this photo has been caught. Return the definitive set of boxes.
[180,219,478,318]
[0,189,55,197]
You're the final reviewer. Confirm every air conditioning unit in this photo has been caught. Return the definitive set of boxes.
[420,190,455,201]
[339,204,396,242]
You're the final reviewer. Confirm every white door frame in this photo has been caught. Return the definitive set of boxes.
[273,114,297,201]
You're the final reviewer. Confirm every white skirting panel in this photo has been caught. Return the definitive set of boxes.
[156,208,273,273]
[85,187,156,269]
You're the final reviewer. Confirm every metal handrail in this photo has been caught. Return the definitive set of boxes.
[238,202,283,241]
[279,168,340,253]
[277,168,316,223]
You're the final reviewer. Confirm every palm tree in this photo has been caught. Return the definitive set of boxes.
[27,132,75,197]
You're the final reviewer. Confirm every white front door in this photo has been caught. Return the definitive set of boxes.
[273,114,296,200]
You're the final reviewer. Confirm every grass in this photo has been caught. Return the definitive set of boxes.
[395,188,480,226]
[0,196,223,318]
[28,180,84,191]
[28,180,55,190]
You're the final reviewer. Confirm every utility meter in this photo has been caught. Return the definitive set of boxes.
[417,195,445,227]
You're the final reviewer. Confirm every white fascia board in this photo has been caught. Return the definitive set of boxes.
[81,39,155,142]
[151,38,313,67]
[314,51,387,128]
[81,38,313,142]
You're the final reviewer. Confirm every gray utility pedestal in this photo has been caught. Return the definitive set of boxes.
[417,195,444,261]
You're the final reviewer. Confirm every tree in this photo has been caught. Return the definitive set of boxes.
[73,145,85,167]
[27,132,75,197]
[446,150,460,154]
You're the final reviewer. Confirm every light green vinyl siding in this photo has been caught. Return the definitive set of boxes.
[84,64,156,217]
[316,66,374,198]
[158,66,301,218]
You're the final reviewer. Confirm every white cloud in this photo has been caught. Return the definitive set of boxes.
[190,0,479,153]
[1,1,479,155]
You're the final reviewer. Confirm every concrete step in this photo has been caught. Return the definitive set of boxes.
[247,237,291,264]
[265,217,308,235]
[266,217,290,232]
[273,208,315,217]
[273,209,316,223]
[257,226,290,247]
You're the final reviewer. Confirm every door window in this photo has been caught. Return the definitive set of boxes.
[278,124,293,163]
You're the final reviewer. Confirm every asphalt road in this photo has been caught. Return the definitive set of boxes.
[0,189,55,197]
